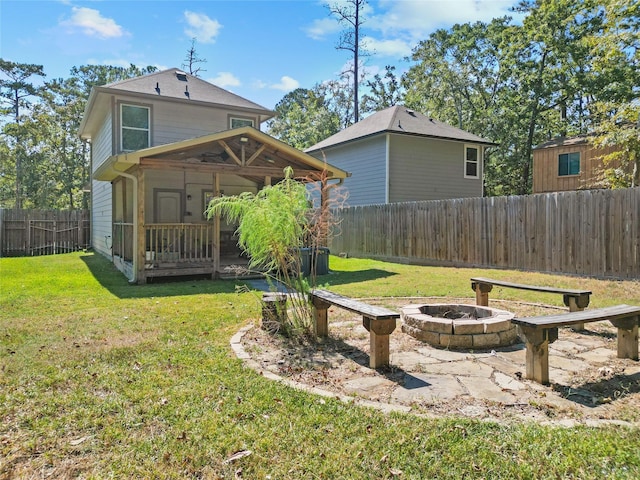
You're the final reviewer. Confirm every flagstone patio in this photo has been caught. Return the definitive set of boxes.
[231,297,640,426]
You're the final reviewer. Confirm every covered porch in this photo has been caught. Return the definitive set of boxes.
[96,126,349,284]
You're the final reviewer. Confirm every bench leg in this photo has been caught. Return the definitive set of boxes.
[370,331,391,368]
[472,282,492,307]
[566,296,585,331]
[610,317,639,360]
[312,300,329,337]
[520,326,558,385]
[363,317,397,369]
[563,294,591,331]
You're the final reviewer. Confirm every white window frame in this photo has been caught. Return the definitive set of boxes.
[464,145,481,179]
[229,116,255,129]
[120,103,150,152]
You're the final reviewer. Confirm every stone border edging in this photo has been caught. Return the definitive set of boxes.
[230,324,413,415]
[230,323,638,428]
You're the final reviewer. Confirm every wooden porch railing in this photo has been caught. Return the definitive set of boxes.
[145,223,215,267]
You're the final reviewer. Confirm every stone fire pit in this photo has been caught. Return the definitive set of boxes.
[401,304,517,349]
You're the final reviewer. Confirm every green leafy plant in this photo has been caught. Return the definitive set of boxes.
[205,167,314,336]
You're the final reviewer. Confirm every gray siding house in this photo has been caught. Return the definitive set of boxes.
[79,68,347,283]
[306,106,496,206]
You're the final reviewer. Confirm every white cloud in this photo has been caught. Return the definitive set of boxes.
[373,0,516,39]
[60,7,126,39]
[209,72,241,88]
[310,0,519,62]
[270,76,300,92]
[184,11,222,44]
[363,36,413,58]
[304,17,341,41]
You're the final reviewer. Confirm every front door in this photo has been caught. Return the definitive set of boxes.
[154,190,183,261]
[155,190,183,223]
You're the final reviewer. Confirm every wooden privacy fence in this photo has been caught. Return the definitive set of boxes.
[0,209,90,257]
[330,187,640,280]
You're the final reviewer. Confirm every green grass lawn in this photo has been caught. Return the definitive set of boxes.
[1,252,639,478]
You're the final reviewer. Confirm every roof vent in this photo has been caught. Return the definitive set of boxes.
[406,109,416,117]
[155,82,160,94]
[176,70,188,81]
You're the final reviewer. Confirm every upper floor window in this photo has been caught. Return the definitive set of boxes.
[558,152,580,176]
[121,104,149,151]
[230,117,254,129]
[464,145,480,179]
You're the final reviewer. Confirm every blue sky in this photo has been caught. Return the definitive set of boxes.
[1,0,519,110]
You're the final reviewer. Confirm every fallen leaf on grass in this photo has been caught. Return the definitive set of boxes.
[223,450,252,464]
[69,436,90,446]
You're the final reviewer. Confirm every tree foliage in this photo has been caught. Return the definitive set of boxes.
[360,65,404,115]
[0,63,156,208]
[267,86,341,149]
[0,60,46,207]
[589,0,640,187]
[401,0,637,195]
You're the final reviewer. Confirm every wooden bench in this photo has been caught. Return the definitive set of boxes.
[471,277,592,330]
[310,289,400,369]
[512,304,640,385]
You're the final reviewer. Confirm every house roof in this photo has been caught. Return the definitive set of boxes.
[305,105,497,153]
[534,134,590,150]
[93,126,350,183]
[79,68,275,138]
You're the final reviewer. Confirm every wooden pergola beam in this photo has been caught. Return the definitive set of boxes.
[246,144,266,166]
[140,157,326,179]
[218,140,241,166]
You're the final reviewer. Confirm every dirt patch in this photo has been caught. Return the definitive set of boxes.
[239,297,640,425]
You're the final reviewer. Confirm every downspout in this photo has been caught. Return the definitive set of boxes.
[114,160,138,284]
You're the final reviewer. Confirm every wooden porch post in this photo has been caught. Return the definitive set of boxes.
[136,168,146,284]
[213,172,220,278]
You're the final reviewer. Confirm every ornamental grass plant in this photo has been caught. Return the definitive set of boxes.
[205,167,337,337]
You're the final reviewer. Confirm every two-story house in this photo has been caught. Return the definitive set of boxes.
[306,106,496,206]
[79,68,348,283]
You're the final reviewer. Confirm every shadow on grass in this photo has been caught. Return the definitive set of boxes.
[80,253,240,299]
[80,252,396,300]
[316,268,397,286]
